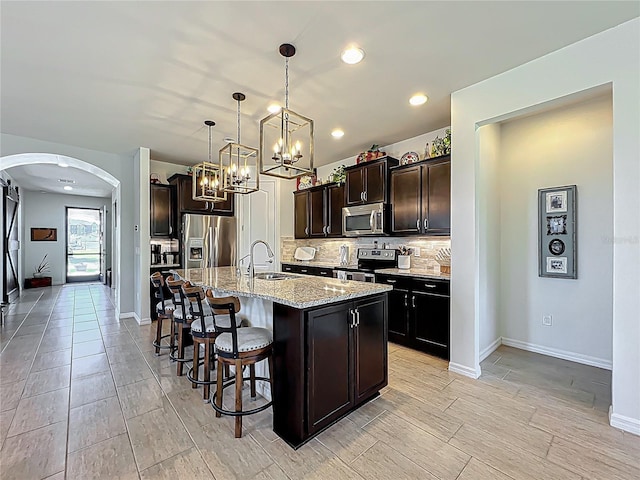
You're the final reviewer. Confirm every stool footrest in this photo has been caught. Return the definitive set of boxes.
[152,333,173,350]
[211,376,273,417]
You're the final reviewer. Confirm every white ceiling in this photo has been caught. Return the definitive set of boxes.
[1,2,638,184]
[6,163,113,198]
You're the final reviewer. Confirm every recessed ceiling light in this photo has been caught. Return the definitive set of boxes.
[409,94,428,106]
[64,186,73,191]
[331,129,345,138]
[341,46,365,65]
[59,162,69,168]
[267,104,281,114]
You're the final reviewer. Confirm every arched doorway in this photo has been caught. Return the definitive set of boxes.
[0,153,123,313]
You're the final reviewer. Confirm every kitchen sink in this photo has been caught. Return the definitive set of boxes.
[253,272,298,281]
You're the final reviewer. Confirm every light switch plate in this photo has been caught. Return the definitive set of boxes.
[413,247,421,257]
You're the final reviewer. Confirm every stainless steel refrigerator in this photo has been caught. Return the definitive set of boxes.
[182,214,236,269]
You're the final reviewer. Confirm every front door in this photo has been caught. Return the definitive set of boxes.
[66,207,102,282]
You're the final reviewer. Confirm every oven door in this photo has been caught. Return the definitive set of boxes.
[342,203,385,236]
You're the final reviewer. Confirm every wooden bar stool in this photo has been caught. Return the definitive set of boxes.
[209,296,274,438]
[165,276,191,376]
[183,286,241,402]
[150,272,173,355]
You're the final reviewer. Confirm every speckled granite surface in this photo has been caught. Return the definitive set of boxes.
[374,268,451,280]
[173,267,392,309]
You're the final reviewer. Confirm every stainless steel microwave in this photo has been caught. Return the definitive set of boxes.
[342,202,386,236]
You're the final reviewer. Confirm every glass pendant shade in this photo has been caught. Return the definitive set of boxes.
[192,120,227,202]
[259,43,314,179]
[220,93,259,194]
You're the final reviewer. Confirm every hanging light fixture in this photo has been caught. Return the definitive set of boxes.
[192,120,226,203]
[260,43,314,179]
[220,93,259,194]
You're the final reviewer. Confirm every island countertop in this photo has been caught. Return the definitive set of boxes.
[173,266,392,309]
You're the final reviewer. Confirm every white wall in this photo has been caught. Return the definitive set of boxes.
[149,159,188,184]
[21,191,110,285]
[1,133,139,317]
[451,18,639,433]
[478,123,502,359]
[499,94,613,366]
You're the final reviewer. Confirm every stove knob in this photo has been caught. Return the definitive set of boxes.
[384,252,389,257]
[361,252,367,256]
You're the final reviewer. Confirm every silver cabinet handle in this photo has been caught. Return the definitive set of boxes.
[386,279,396,284]
[320,271,328,275]
[357,309,360,327]
[416,219,420,231]
[360,192,364,201]
[305,227,309,236]
[424,218,429,230]
[169,225,172,234]
[369,211,376,230]
[424,283,437,289]
[350,309,357,328]
[411,295,416,308]
[404,294,408,307]
[363,191,367,202]
[300,269,308,273]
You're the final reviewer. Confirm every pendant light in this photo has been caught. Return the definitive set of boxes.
[192,120,227,203]
[260,43,314,179]
[220,93,259,194]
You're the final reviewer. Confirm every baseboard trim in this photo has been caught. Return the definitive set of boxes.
[118,311,135,319]
[501,337,612,370]
[448,362,481,379]
[610,411,640,436]
[480,337,502,362]
[137,315,151,326]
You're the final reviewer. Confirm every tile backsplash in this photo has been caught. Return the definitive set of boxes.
[281,236,451,271]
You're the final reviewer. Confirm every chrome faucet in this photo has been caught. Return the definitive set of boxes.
[236,254,251,276]
[249,240,275,278]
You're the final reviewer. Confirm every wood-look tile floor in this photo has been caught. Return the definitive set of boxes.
[1,284,638,479]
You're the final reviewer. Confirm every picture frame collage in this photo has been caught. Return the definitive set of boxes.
[538,185,577,279]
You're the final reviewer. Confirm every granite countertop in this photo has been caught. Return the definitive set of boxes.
[151,263,181,269]
[374,267,451,280]
[173,266,392,309]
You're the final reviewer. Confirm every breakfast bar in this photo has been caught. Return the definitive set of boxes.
[175,266,392,448]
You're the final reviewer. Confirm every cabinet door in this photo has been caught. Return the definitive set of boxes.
[307,304,354,433]
[390,166,421,234]
[345,167,365,205]
[309,188,326,237]
[326,184,344,237]
[363,162,385,204]
[387,287,410,343]
[150,185,173,237]
[177,177,210,213]
[424,160,450,234]
[353,295,388,404]
[211,192,234,216]
[412,291,450,359]
[293,192,309,239]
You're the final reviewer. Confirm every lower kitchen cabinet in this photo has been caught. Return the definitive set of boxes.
[272,293,388,448]
[376,274,449,359]
[281,263,333,278]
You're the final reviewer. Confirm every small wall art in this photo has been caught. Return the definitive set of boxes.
[30,228,57,242]
[538,185,577,279]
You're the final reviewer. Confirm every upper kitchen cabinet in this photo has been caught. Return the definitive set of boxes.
[168,173,234,216]
[344,157,399,206]
[294,183,344,239]
[390,155,450,235]
[150,184,176,238]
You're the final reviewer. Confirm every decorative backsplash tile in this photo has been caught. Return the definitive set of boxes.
[281,236,451,272]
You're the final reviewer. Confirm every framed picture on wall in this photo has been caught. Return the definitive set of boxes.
[31,228,57,241]
[538,185,577,279]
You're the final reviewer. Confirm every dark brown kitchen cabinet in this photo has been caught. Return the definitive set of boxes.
[376,274,449,359]
[281,263,333,278]
[344,157,399,206]
[272,293,388,448]
[293,183,344,239]
[390,155,450,235]
[150,184,175,238]
[168,173,234,216]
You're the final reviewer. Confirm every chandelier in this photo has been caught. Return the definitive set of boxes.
[220,93,258,194]
[192,120,226,203]
[260,43,314,179]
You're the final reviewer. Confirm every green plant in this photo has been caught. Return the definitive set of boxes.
[431,128,452,156]
[34,254,50,275]
[329,165,346,184]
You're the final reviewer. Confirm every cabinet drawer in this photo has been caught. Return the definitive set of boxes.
[375,274,411,289]
[411,278,450,296]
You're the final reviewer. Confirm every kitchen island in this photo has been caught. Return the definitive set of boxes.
[175,266,392,448]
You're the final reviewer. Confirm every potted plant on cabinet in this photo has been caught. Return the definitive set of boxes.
[33,254,50,278]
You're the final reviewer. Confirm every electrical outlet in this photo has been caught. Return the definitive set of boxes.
[413,247,421,257]
[542,315,552,326]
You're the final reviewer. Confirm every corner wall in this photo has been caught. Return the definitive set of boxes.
[451,18,639,433]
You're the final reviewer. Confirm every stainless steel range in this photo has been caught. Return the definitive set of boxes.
[333,248,398,282]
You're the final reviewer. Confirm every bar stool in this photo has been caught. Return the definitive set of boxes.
[150,272,173,355]
[209,296,274,438]
[182,286,242,402]
[165,276,191,376]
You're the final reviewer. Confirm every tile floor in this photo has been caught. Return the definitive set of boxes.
[1,284,638,479]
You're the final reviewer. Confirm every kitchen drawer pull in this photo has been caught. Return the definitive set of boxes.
[300,269,308,273]
[424,284,437,288]
[386,279,396,284]
[320,271,327,275]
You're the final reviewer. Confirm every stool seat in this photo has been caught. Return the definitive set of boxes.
[157,300,174,313]
[215,327,272,353]
[172,307,185,320]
